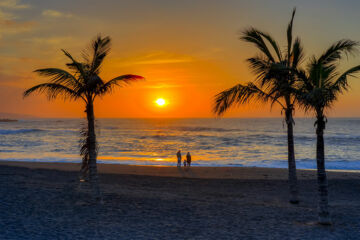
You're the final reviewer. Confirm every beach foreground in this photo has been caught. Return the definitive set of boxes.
[0,162,359,239]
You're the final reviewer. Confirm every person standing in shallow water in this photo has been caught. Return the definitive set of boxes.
[186,152,191,167]
[176,150,182,167]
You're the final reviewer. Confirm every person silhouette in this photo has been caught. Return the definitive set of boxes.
[176,150,181,167]
[186,152,191,167]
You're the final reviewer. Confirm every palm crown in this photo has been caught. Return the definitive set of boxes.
[214,9,303,116]
[297,40,360,115]
[24,35,144,103]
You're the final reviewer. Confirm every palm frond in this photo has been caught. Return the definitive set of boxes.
[258,32,282,61]
[34,68,83,90]
[213,82,284,116]
[290,37,304,68]
[247,56,287,87]
[247,55,271,79]
[318,39,358,66]
[62,49,87,81]
[88,35,111,75]
[294,68,311,89]
[287,8,296,58]
[331,65,360,93]
[97,74,144,95]
[23,83,81,101]
[241,28,276,62]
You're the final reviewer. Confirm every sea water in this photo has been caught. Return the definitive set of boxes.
[0,118,359,170]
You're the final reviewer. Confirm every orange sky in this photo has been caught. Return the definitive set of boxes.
[1,0,360,118]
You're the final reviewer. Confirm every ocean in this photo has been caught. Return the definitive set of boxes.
[0,118,360,170]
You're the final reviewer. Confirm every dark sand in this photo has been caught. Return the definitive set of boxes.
[0,162,359,239]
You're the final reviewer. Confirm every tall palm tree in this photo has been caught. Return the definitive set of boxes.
[214,9,303,203]
[24,35,144,199]
[297,39,360,224]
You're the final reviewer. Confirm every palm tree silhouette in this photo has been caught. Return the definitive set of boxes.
[214,9,302,203]
[24,35,144,200]
[297,40,360,224]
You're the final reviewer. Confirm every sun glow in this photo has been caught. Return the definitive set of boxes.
[155,98,166,107]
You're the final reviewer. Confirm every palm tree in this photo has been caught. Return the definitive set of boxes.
[296,40,360,224]
[24,35,144,200]
[214,9,303,203]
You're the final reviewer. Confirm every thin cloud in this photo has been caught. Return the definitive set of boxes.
[133,57,194,65]
[0,0,30,9]
[143,83,182,89]
[42,9,73,18]
[0,19,35,37]
[120,52,196,66]
[0,0,30,21]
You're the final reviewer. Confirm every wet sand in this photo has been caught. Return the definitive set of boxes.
[0,161,359,239]
[1,160,360,180]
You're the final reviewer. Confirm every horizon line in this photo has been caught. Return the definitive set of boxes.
[6,116,360,120]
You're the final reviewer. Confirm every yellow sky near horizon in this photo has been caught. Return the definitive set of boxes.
[1,0,360,118]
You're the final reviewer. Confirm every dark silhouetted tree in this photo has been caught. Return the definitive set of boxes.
[297,39,360,224]
[214,9,302,203]
[24,35,144,200]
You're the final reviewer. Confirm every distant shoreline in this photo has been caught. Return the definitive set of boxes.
[0,119,18,122]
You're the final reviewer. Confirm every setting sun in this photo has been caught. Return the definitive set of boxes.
[155,98,166,107]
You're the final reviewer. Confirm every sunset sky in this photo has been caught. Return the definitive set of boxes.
[1,0,360,118]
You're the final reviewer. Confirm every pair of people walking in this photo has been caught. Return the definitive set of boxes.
[176,150,191,167]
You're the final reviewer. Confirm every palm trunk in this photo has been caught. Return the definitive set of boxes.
[285,108,299,204]
[315,114,331,224]
[86,99,101,201]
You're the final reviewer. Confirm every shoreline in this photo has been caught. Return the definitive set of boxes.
[1,160,359,180]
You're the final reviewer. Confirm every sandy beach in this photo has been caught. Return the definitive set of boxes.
[0,161,359,239]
